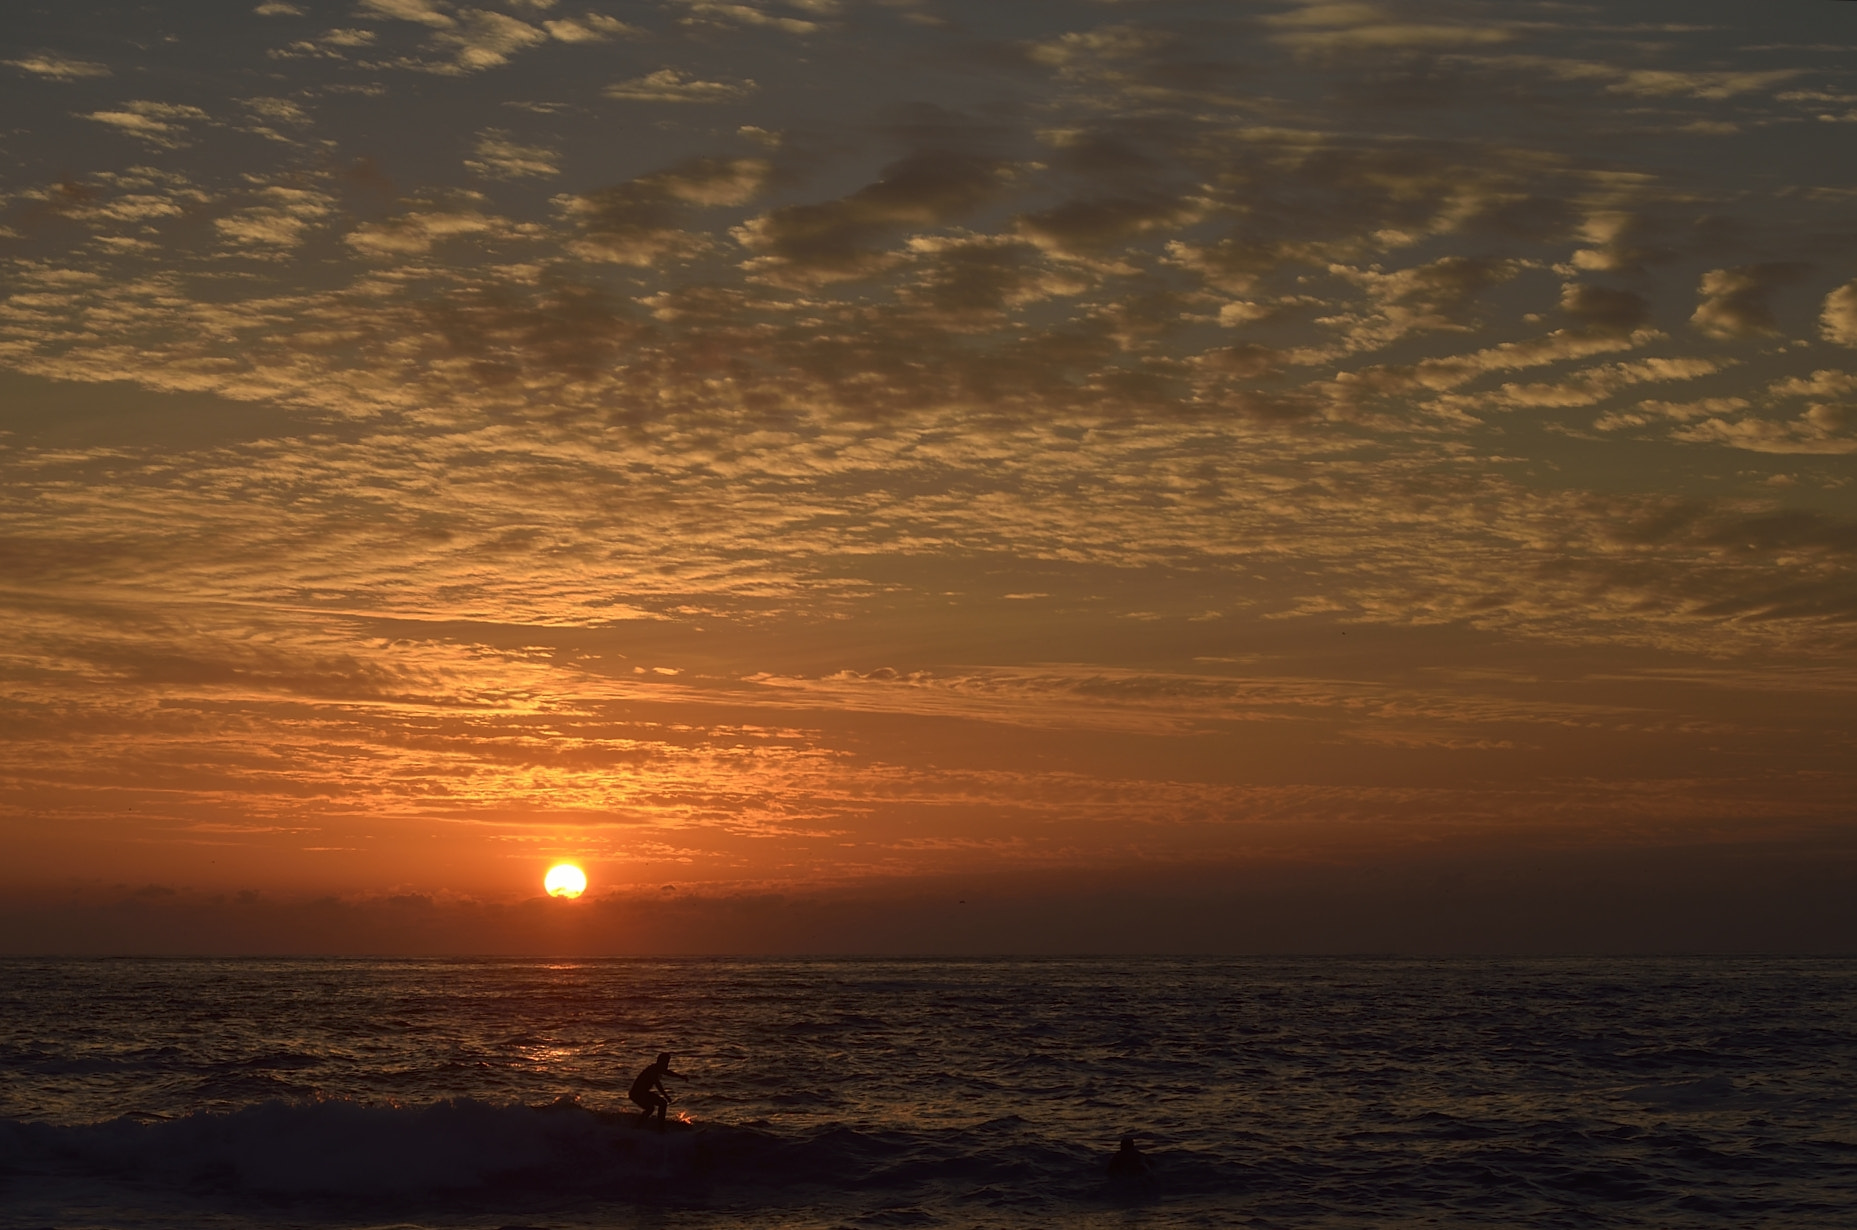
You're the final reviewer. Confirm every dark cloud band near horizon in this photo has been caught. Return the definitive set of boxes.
[2,0,1856,953]
[9,831,1857,956]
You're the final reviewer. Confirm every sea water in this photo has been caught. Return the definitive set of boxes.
[1,958,1854,1229]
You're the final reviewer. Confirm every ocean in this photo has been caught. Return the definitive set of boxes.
[1,957,1853,1229]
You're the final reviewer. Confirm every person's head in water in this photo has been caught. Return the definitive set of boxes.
[1107,1133,1148,1177]
[658,1052,671,1067]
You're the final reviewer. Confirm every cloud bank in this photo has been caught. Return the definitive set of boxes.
[2,0,1855,945]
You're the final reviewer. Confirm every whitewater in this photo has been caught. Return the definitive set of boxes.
[2,957,1854,1228]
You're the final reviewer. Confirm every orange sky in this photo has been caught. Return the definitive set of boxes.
[2,0,1855,951]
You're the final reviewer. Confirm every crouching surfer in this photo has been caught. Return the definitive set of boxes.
[629,1051,685,1131]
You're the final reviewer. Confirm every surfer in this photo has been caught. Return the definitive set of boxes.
[628,1051,685,1130]
[1107,1134,1150,1178]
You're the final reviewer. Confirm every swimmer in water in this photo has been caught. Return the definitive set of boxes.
[1107,1134,1150,1178]
[629,1051,684,1130]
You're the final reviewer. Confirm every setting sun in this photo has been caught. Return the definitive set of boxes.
[1,0,1853,963]
[543,864,587,899]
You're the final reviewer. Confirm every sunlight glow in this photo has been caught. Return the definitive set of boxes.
[544,863,588,898]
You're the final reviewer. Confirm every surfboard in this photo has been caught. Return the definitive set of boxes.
[586,1107,701,1134]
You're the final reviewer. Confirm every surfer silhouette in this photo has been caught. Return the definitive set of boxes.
[1107,1134,1150,1178]
[629,1051,684,1130]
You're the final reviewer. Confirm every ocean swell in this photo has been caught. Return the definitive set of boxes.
[0,1098,1146,1213]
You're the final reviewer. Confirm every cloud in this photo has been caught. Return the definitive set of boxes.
[1690,264,1808,340]
[1605,68,1802,100]
[343,205,523,255]
[436,10,547,69]
[1593,396,1747,433]
[1672,409,1857,456]
[214,187,335,252]
[1027,24,1176,70]
[1698,509,1857,557]
[543,13,640,42]
[605,69,757,103]
[1769,369,1856,400]
[243,97,311,127]
[465,129,558,179]
[1016,193,1202,258]
[83,101,210,148]
[1480,55,1803,104]
[9,0,1857,912]
[358,0,454,27]
[651,157,773,206]
[1822,279,1857,346]
[1321,256,1522,351]
[348,0,548,69]
[236,96,314,143]
[561,156,771,265]
[734,151,1017,284]
[1475,354,1724,414]
[1559,283,1651,335]
[898,234,1088,322]
[6,54,112,78]
[267,27,378,60]
[1325,283,1660,415]
[4,167,210,236]
[679,1,822,35]
[15,839,1857,954]
[1264,1,1512,51]
[1567,211,1666,275]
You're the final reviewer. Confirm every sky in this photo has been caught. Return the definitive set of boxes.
[2,0,1856,954]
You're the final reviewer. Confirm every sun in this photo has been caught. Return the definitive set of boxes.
[544,863,587,899]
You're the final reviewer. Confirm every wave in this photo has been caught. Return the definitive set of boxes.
[0,1098,1156,1210]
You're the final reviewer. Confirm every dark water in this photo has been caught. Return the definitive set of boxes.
[1,958,1854,1228]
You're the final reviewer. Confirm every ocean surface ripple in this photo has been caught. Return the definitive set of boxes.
[1,957,1854,1228]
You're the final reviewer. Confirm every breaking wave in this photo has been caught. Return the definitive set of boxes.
[0,1097,1174,1217]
